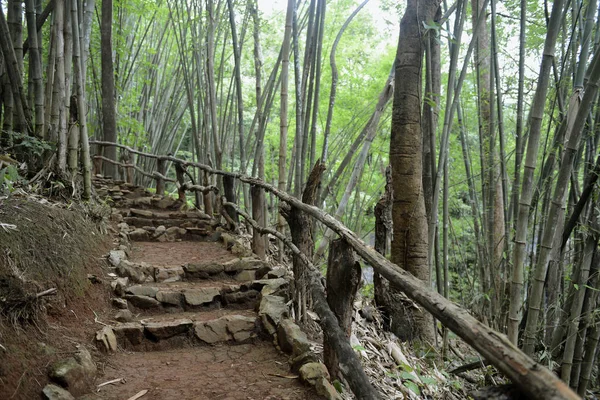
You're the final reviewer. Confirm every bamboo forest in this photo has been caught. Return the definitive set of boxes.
[1,0,600,399]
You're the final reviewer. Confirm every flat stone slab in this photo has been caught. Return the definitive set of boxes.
[156,290,184,306]
[259,295,289,335]
[194,315,256,344]
[144,319,193,340]
[116,261,147,284]
[126,285,158,298]
[154,266,184,283]
[226,315,257,342]
[183,287,221,306]
[184,257,267,278]
[194,318,229,344]
[234,270,257,282]
[222,258,266,272]
[184,262,225,276]
[278,318,311,356]
[130,208,154,218]
[125,294,161,309]
[113,322,145,345]
[43,384,75,400]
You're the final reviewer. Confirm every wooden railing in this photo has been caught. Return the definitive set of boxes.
[91,141,579,400]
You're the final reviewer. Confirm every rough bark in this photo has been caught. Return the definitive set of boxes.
[374,166,392,310]
[324,238,361,381]
[251,184,267,260]
[388,0,439,343]
[287,161,325,324]
[156,158,166,195]
[223,175,239,225]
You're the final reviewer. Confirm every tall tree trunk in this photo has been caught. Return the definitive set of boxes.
[389,0,440,343]
[278,0,294,262]
[101,0,117,177]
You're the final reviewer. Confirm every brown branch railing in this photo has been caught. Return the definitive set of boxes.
[91,141,579,400]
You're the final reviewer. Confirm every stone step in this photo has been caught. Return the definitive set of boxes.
[123,208,213,220]
[124,225,217,242]
[122,216,218,230]
[118,278,287,312]
[123,279,285,311]
[114,257,275,284]
[93,177,152,201]
[100,310,259,351]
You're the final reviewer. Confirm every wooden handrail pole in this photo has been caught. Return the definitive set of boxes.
[156,158,166,195]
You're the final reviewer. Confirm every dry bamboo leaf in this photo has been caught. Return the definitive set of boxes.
[126,389,148,400]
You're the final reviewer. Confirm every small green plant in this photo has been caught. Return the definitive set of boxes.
[9,131,53,157]
[360,282,374,298]
[0,165,21,194]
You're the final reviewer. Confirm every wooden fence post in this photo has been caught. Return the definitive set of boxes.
[251,184,266,259]
[203,171,213,215]
[324,238,361,381]
[124,149,134,184]
[174,161,187,203]
[287,161,326,323]
[93,144,103,175]
[374,166,392,317]
[223,175,239,224]
[156,158,166,195]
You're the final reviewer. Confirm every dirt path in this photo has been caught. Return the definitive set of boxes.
[96,180,318,399]
[97,344,314,400]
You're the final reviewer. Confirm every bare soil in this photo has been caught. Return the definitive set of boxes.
[129,241,236,266]
[96,343,317,400]
[0,196,113,399]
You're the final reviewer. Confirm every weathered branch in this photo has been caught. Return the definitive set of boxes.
[244,178,577,400]
[449,359,490,374]
[93,156,175,183]
[181,182,219,194]
[36,288,57,298]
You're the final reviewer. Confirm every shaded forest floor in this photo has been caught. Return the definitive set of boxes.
[0,188,316,399]
[0,195,113,399]
[0,184,520,400]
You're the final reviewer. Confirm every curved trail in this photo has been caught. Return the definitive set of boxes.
[93,177,317,400]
